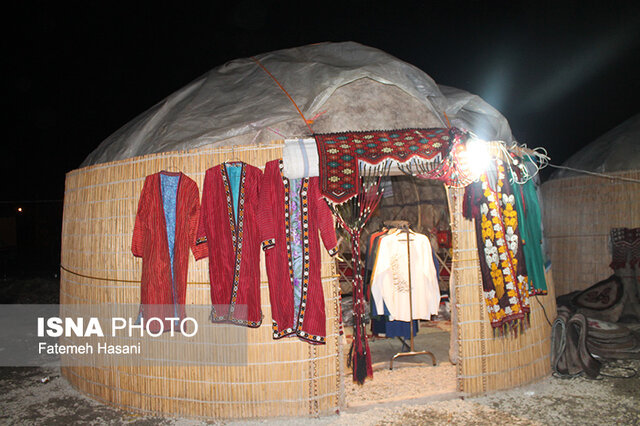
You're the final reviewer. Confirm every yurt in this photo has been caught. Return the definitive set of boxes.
[60,41,555,420]
[542,114,640,297]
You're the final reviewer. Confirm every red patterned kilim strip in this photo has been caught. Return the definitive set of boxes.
[610,227,640,269]
[315,128,452,203]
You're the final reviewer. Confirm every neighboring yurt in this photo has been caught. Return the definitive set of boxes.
[542,114,640,296]
[60,41,555,420]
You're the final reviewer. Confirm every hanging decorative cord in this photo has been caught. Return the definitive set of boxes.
[534,293,552,327]
[491,140,640,185]
[328,160,390,384]
[510,143,548,179]
[505,145,550,184]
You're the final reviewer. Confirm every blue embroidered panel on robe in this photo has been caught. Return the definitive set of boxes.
[288,178,304,323]
[225,164,242,224]
[161,173,180,319]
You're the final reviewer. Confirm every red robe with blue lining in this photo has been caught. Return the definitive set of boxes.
[131,171,207,332]
[196,162,264,327]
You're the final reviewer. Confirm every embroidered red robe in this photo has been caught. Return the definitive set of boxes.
[196,162,263,327]
[259,160,338,344]
[131,172,207,332]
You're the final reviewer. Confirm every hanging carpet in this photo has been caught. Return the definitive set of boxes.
[315,128,458,203]
[610,227,640,269]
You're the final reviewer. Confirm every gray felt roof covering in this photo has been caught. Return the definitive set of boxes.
[549,113,640,179]
[82,41,515,167]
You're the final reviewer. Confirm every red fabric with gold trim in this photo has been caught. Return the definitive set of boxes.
[196,163,264,328]
[258,160,338,343]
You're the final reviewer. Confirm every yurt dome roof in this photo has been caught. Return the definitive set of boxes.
[82,41,515,167]
[549,113,640,180]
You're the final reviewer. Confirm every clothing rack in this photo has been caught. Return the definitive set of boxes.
[383,221,437,369]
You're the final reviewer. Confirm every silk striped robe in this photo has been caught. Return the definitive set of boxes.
[131,171,207,332]
[196,162,264,327]
[259,160,338,344]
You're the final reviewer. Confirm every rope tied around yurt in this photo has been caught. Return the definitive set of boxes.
[443,112,451,128]
[546,164,640,183]
[59,264,212,285]
[60,264,341,285]
[251,56,315,135]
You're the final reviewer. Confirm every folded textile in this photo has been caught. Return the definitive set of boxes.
[551,308,640,378]
[551,307,573,376]
[567,313,602,378]
[572,274,625,323]
[551,307,602,378]
[587,317,633,339]
[573,275,624,311]
[282,138,319,179]
[586,317,640,360]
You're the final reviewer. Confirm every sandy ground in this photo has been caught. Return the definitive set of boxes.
[2,278,639,424]
[1,359,639,425]
[344,321,457,407]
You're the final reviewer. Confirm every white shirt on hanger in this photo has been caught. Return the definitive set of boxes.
[370,230,440,322]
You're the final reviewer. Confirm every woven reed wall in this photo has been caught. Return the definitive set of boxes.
[60,141,555,418]
[60,143,344,420]
[541,170,640,296]
[447,187,555,394]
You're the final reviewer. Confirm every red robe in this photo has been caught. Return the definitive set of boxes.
[131,172,207,332]
[259,160,338,344]
[197,162,263,327]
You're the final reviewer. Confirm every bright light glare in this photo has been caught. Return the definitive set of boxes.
[466,138,490,178]
[17,207,23,213]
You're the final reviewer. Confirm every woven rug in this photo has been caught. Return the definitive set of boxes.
[586,318,640,360]
[315,128,453,203]
[573,274,624,311]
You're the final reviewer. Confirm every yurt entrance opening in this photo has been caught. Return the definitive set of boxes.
[337,175,458,404]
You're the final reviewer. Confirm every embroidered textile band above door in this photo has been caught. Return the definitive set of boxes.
[314,128,454,203]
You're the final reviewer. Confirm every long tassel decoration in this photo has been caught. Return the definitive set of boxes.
[330,162,388,384]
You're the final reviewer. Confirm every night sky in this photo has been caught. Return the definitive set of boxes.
[6,1,640,202]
